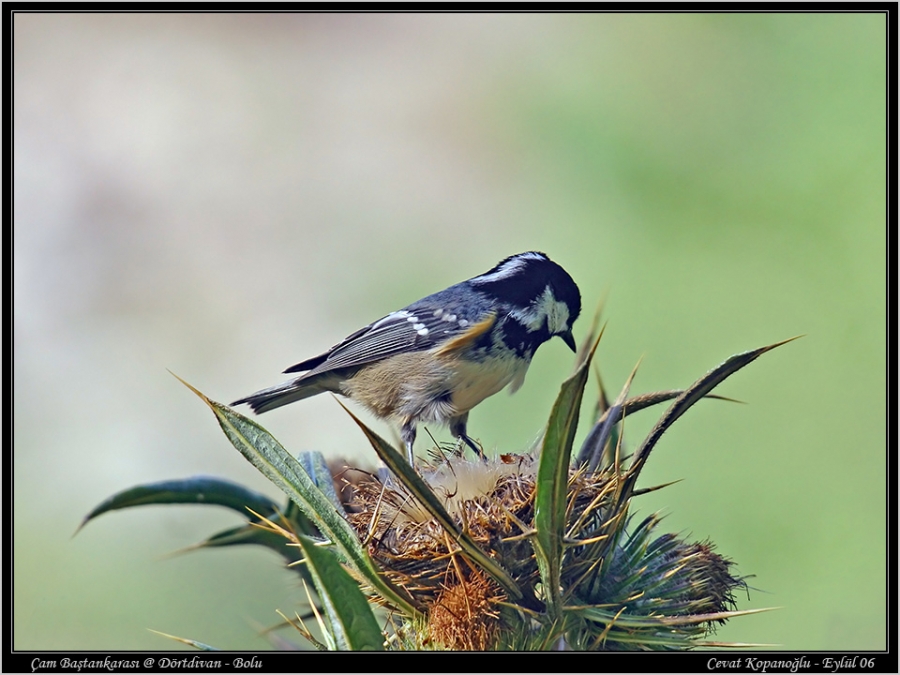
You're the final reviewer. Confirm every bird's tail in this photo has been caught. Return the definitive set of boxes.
[231,374,339,414]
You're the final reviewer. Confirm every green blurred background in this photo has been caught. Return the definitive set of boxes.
[14,13,886,651]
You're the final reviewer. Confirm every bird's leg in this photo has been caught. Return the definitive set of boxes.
[450,414,486,462]
[400,420,417,467]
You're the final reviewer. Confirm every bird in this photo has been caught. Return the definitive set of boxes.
[232,251,582,465]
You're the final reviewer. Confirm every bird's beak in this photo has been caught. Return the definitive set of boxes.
[560,330,577,353]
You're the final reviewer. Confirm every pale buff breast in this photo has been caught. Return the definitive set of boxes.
[341,351,530,425]
[445,355,530,416]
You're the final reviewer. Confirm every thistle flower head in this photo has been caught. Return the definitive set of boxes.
[342,448,748,650]
[85,323,793,651]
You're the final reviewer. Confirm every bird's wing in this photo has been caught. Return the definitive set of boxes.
[285,308,497,377]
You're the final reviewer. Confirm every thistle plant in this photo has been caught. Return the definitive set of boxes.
[81,321,795,651]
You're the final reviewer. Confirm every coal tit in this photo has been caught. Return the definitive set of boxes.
[233,251,582,464]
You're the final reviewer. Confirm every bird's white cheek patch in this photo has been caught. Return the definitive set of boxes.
[546,298,570,335]
[510,286,570,334]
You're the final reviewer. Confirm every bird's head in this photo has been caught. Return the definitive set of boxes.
[470,251,582,353]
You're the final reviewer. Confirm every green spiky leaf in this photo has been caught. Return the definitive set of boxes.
[148,629,219,651]
[568,605,774,628]
[298,451,345,514]
[296,534,385,651]
[78,477,279,534]
[190,523,307,569]
[576,390,739,470]
[172,373,423,619]
[584,358,641,473]
[533,333,600,617]
[620,337,801,502]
